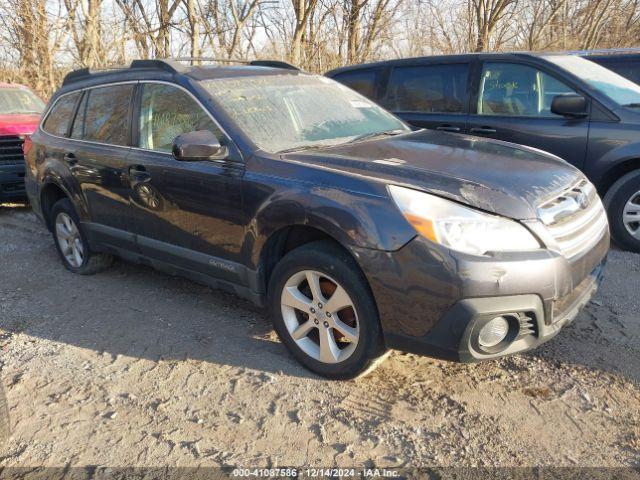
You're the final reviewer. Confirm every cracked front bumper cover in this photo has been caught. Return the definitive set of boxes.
[355,228,609,362]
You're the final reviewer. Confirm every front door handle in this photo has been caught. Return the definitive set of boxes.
[63,152,77,165]
[436,125,461,133]
[129,165,151,182]
[470,127,497,135]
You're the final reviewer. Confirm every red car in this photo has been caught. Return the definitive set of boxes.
[0,83,44,203]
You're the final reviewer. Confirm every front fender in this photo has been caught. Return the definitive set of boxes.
[246,179,417,269]
[586,139,640,190]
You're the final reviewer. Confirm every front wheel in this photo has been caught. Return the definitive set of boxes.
[604,170,640,252]
[268,241,387,379]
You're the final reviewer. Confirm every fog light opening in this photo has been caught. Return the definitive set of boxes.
[478,316,510,348]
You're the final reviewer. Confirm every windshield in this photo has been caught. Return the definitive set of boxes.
[203,74,409,153]
[0,87,45,115]
[545,55,640,107]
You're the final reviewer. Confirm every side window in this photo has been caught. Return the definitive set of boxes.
[70,92,88,139]
[83,84,134,146]
[138,83,218,153]
[478,63,577,117]
[332,69,380,100]
[595,61,640,85]
[42,92,81,137]
[383,64,469,114]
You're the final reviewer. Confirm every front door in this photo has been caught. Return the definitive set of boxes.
[381,62,470,134]
[126,82,247,284]
[466,61,589,168]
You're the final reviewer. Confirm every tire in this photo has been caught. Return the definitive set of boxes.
[50,198,113,274]
[268,240,387,379]
[603,170,640,252]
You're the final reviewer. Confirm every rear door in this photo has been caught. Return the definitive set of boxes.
[68,83,136,249]
[379,62,470,133]
[126,82,247,283]
[466,60,589,168]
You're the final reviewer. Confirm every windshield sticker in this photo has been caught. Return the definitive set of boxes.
[350,100,373,108]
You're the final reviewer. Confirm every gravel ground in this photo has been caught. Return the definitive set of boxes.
[0,204,638,468]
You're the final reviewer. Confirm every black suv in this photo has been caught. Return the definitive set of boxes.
[327,53,640,252]
[26,59,608,379]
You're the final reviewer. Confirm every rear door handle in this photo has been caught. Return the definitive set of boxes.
[63,152,77,165]
[129,165,151,182]
[470,127,497,135]
[436,125,461,133]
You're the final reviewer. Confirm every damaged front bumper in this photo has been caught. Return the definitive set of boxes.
[354,228,609,362]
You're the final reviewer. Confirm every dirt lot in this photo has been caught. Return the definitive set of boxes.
[0,204,638,468]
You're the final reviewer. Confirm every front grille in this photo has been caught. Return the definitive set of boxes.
[537,179,608,259]
[0,135,25,165]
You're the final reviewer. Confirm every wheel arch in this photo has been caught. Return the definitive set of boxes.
[257,224,360,297]
[40,180,72,230]
[598,157,640,196]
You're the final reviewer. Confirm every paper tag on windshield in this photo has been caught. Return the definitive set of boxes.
[350,100,372,108]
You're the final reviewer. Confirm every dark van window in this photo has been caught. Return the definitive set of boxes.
[138,83,218,153]
[592,60,640,85]
[82,84,134,146]
[332,69,380,100]
[384,64,468,114]
[42,92,80,137]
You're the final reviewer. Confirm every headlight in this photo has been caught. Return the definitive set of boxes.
[388,185,541,255]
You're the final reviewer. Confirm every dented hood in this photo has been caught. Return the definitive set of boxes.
[283,129,583,220]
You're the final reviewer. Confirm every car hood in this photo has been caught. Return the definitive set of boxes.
[0,113,40,136]
[282,129,582,220]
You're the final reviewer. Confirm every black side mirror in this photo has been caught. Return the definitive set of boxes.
[551,94,588,118]
[172,130,228,161]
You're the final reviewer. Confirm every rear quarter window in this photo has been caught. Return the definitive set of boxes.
[42,92,81,137]
[332,69,381,100]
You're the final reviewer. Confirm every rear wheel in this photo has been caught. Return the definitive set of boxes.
[604,170,640,252]
[50,198,113,274]
[268,240,387,379]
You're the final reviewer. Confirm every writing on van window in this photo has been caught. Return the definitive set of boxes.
[478,63,576,117]
[139,84,218,152]
[486,80,518,90]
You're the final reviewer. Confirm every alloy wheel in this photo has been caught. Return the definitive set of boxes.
[280,270,360,364]
[623,189,640,239]
[55,212,84,268]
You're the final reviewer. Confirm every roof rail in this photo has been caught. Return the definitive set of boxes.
[567,47,640,56]
[62,59,188,86]
[61,57,299,86]
[171,57,300,70]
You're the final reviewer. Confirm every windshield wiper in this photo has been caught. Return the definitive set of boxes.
[277,129,407,153]
[622,103,640,108]
[347,129,406,144]
[276,144,329,154]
